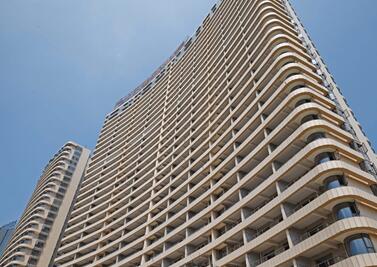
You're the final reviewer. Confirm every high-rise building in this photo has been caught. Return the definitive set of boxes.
[0,142,90,267]
[0,221,17,257]
[54,1,377,267]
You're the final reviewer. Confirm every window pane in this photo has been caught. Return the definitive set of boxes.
[363,236,375,252]
[347,235,375,256]
[337,207,353,219]
[326,178,342,190]
[349,237,369,255]
[334,203,357,220]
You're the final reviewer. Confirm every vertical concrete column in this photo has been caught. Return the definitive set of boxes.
[280,202,295,219]
[245,252,259,267]
[286,228,301,248]
[276,181,286,196]
[242,228,256,244]
[293,257,310,267]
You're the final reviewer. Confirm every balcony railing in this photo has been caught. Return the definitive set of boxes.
[299,219,334,241]
[314,256,345,267]
[228,242,244,254]
[293,192,320,212]
[251,245,289,266]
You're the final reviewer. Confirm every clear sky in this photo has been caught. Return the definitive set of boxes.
[0,0,376,225]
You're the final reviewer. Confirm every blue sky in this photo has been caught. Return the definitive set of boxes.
[0,0,376,225]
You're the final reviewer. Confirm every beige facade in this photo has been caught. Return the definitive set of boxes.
[54,0,377,267]
[0,142,90,267]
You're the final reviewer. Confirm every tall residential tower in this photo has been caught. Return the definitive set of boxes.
[0,221,17,257]
[55,0,377,266]
[0,142,90,267]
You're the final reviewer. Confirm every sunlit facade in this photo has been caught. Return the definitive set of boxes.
[0,142,90,267]
[54,0,377,266]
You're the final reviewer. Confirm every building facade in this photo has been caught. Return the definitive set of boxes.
[0,221,17,257]
[0,142,90,267]
[54,0,377,267]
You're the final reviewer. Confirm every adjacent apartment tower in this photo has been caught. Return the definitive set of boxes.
[54,0,377,267]
[0,221,17,257]
[0,142,90,267]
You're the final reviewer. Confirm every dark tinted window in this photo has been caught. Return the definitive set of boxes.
[301,114,319,124]
[307,132,326,143]
[333,202,358,220]
[324,175,346,190]
[295,99,311,107]
[315,152,335,165]
[346,234,375,256]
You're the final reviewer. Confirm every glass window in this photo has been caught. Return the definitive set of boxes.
[370,184,377,196]
[286,72,299,79]
[301,114,319,124]
[346,234,375,256]
[295,99,311,108]
[333,202,359,220]
[307,132,326,143]
[324,175,346,190]
[290,85,305,92]
[315,152,335,165]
